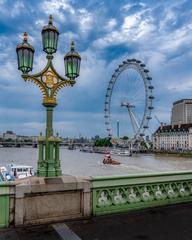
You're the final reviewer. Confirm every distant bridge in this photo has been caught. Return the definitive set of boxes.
[0,141,38,148]
[0,141,93,148]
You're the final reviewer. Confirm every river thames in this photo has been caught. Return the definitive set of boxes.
[0,147,192,177]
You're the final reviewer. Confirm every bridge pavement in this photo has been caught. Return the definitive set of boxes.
[1,202,192,240]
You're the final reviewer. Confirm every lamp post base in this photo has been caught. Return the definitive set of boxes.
[55,169,62,176]
[37,133,62,177]
[47,169,56,177]
[37,169,46,177]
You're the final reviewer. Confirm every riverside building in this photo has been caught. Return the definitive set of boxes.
[153,124,192,150]
[3,131,16,141]
[171,99,192,125]
[153,99,192,151]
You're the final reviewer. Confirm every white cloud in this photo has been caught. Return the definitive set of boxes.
[41,1,94,36]
[104,18,117,31]
[77,49,107,88]
[10,0,25,17]
[122,14,140,29]
[159,8,177,31]
[77,8,93,34]
[121,2,146,12]
[166,76,192,93]
[93,10,155,48]
[157,26,192,53]
[0,0,25,17]
[42,0,75,17]
[35,19,46,28]
[121,3,132,12]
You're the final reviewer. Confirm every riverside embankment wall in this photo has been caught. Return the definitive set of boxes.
[1,171,192,227]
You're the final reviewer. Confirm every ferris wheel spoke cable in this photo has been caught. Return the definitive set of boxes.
[127,74,143,104]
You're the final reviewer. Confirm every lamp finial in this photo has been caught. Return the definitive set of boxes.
[49,15,53,25]
[24,32,28,42]
[71,40,74,51]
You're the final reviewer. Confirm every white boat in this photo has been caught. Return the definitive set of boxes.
[80,146,93,153]
[5,164,34,179]
[0,167,7,181]
[110,149,132,157]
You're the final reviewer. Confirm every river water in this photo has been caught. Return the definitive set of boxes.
[0,147,192,177]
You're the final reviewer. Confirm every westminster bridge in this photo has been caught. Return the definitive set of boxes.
[1,171,192,230]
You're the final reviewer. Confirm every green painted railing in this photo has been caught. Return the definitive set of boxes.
[92,171,192,216]
[0,184,10,228]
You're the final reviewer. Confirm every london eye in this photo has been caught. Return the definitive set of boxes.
[104,58,154,145]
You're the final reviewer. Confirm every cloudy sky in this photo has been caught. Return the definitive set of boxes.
[1,0,192,138]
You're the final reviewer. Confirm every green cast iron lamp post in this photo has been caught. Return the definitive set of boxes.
[16,15,81,177]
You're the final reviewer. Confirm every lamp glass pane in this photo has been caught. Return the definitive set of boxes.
[47,31,51,53]
[50,31,54,49]
[67,58,73,78]
[77,58,81,75]
[43,30,58,54]
[43,31,49,53]
[54,33,58,50]
[72,58,77,76]
[23,49,29,68]
[45,31,49,49]
[18,49,23,69]
[64,58,68,76]
[29,50,33,69]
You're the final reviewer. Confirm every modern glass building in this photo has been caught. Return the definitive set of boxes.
[171,99,192,125]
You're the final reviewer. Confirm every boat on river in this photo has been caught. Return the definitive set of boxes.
[80,146,93,153]
[103,154,120,165]
[110,149,132,157]
[0,164,34,181]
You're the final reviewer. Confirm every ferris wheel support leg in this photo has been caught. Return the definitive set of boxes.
[127,108,139,137]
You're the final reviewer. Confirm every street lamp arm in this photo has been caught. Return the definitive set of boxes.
[22,56,74,82]
[21,56,75,106]
[23,75,47,100]
[52,79,75,99]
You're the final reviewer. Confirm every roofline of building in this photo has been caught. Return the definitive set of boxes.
[173,99,192,105]
[154,123,192,134]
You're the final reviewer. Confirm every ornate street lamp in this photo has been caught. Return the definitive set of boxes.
[16,32,35,74]
[42,15,59,55]
[64,41,81,79]
[16,15,81,177]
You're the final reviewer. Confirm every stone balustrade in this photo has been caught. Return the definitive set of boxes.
[92,171,192,215]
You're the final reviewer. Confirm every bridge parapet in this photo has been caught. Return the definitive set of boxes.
[14,176,91,226]
[0,183,15,228]
[0,176,91,227]
[92,171,192,215]
[1,171,192,228]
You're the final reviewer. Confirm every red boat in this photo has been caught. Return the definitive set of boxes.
[103,154,120,165]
